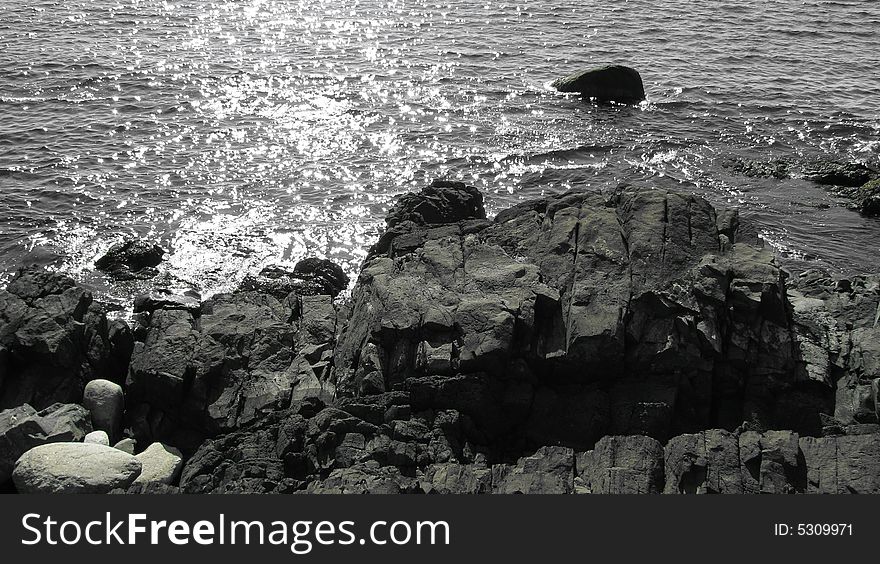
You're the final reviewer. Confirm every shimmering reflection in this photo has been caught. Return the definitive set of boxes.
[1,0,879,303]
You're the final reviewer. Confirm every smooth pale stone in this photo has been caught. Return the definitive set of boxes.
[12,442,142,494]
[82,379,124,442]
[134,442,183,485]
[83,430,110,445]
[113,437,137,454]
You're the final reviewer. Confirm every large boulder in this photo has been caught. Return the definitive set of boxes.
[552,65,646,102]
[0,268,133,410]
[12,442,142,494]
[95,239,164,280]
[332,184,812,456]
[0,402,91,484]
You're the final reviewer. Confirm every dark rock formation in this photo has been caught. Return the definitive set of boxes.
[802,161,878,187]
[384,180,486,228]
[552,65,646,103]
[722,158,790,179]
[577,435,664,494]
[0,402,91,484]
[3,182,879,494]
[333,184,812,455]
[168,182,880,494]
[0,268,133,410]
[95,239,165,280]
[240,258,350,299]
[124,271,340,451]
[133,291,201,315]
[856,179,880,216]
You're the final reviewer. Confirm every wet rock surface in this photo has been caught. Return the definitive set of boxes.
[552,65,646,103]
[240,258,350,300]
[95,239,165,280]
[1,182,879,493]
[802,161,879,188]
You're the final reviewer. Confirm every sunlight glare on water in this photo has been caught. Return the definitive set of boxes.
[1,0,879,304]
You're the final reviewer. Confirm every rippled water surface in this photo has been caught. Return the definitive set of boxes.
[1,0,879,303]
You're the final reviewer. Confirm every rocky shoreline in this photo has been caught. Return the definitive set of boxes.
[1,181,878,494]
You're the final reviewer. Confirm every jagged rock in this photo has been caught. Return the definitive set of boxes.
[856,178,880,216]
[332,184,814,457]
[133,291,201,315]
[800,433,880,494]
[9,184,877,495]
[577,435,664,494]
[134,442,184,485]
[125,280,341,450]
[722,157,790,179]
[663,429,803,494]
[240,258,349,299]
[552,65,646,102]
[84,430,110,445]
[384,180,486,228]
[112,482,180,494]
[803,161,878,187]
[12,442,142,494]
[303,463,421,494]
[179,408,301,494]
[0,402,91,484]
[0,268,133,410]
[421,462,493,494]
[82,378,124,442]
[492,446,575,494]
[95,239,164,280]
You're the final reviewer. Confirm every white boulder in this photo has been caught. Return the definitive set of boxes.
[134,442,183,485]
[12,442,142,493]
[82,379,124,441]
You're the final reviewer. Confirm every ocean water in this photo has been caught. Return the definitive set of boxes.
[1,0,878,305]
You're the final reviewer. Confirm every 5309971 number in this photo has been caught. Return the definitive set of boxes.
[773,523,853,536]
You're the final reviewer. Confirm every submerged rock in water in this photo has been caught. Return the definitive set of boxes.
[802,161,879,187]
[552,65,646,102]
[857,179,880,216]
[722,157,791,179]
[95,239,165,280]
